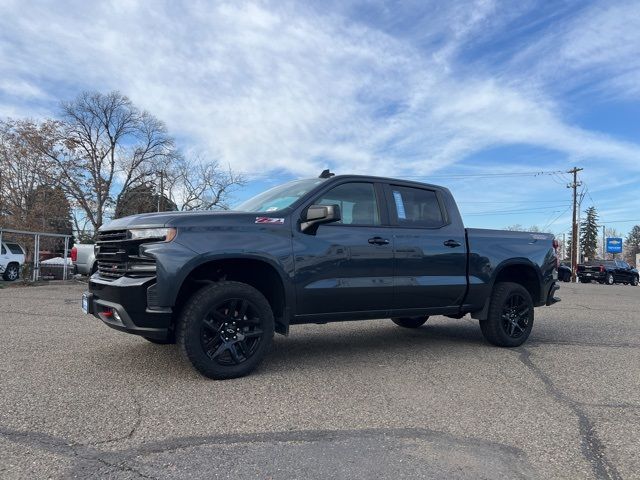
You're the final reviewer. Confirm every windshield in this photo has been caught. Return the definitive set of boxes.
[234,178,326,212]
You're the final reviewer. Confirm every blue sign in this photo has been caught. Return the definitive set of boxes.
[606,237,623,254]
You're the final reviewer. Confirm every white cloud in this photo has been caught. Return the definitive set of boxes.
[0,0,639,185]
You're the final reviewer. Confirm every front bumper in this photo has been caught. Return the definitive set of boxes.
[85,276,172,340]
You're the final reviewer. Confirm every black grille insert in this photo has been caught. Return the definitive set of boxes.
[96,230,156,280]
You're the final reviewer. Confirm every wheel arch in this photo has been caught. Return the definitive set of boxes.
[491,260,543,305]
[171,253,293,335]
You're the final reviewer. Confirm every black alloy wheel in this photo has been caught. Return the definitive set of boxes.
[479,282,534,347]
[200,298,265,366]
[500,293,530,339]
[178,281,274,379]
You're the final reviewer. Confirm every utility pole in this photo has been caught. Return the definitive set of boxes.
[567,167,583,282]
[602,225,605,260]
[157,170,164,212]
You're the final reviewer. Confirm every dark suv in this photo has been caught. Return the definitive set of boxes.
[577,260,639,285]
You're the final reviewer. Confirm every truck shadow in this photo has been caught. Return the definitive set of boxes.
[266,320,486,366]
[93,319,489,379]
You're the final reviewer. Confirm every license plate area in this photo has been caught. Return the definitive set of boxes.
[82,292,92,314]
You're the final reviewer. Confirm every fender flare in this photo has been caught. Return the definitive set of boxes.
[472,259,544,320]
[169,251,295,318]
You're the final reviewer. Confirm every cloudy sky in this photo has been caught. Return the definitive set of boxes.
[1,0,639,235]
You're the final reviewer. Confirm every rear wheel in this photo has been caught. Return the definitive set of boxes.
[2,263,19,281]
[606,273,614,285]
[177,281,274,379]
[391,316,429,328]
[633,276,639,287]
[479,282,534,347]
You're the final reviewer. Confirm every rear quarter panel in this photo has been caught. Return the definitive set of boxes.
[465,229,556,307]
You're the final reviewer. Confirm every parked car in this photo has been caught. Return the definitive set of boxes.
[0,242,26,281]
[71,244,97,276]
[577,260,639,286]
[558,262,572,282]
[82,173,560,379]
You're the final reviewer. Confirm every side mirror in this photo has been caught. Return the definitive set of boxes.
[301,204,341,234]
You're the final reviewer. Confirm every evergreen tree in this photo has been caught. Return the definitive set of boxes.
[625,225,640,265]
[580,206,599,261]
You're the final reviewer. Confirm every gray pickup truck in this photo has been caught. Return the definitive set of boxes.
[83,173,560,379]
[71,244,96,276]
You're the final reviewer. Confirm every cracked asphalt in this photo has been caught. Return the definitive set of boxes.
[0,281,639,479]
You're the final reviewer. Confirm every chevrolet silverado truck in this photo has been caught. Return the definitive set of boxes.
[71,244,97,276]
[82,173,560,379]
[577,260,639,285]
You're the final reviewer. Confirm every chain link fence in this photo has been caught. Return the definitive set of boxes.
[0,228,74,282]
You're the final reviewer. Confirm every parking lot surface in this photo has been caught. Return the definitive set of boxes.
[0,281,638,479]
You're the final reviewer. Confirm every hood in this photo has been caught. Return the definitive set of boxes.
[99,210,263,231]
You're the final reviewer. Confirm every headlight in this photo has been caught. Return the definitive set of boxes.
[128,228,177,242]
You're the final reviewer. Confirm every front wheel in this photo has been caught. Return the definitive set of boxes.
[391,316,429,328]
[2,263,19,281]
[479,282,534,347]
[177,281,274,380]
[633,276,639,287]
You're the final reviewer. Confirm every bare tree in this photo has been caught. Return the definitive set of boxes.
[164,155,245,211]
[31,91,177,236]
[0,119,51,227]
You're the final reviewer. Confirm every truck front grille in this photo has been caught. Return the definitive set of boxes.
[96,231,156,280]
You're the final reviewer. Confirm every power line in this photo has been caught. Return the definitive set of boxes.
[457,199,571,204]
[541,205,573,232]
[464,205,569,216]
[599,219,640,224]
[240,169,568,181]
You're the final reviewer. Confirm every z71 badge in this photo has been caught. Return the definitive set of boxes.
[255,217,285,224]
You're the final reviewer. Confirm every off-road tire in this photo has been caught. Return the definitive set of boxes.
[479,282,534,347]
[391,316,429,328]
[177,281,274,380]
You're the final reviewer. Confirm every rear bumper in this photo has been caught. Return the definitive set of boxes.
[86,276,172,340]
[577,272,605,281]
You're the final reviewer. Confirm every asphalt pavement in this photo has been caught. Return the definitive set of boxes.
[0,280,638,479]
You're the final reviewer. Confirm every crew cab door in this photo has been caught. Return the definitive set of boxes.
[292,181,394,316]
[384,184,467,312]
[617,260,633,282]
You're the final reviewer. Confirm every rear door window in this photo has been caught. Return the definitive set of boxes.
[389,186,445,228]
